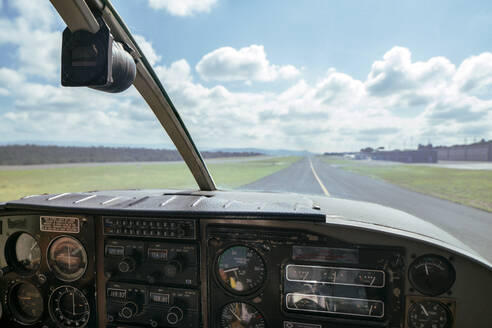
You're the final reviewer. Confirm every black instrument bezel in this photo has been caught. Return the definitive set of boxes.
[217,300,268,328]
[408,254,456,296]
[4,231,41,276]
[213,243,268,297]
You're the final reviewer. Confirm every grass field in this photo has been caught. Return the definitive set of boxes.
[0,156,300,202]
[322,157,492,212]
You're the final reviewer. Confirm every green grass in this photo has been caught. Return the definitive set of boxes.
[0,156,300,202]
[322,156,492,212]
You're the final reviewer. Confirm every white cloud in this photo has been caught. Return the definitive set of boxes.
[0,0,60,80]
[156,59,192,84]
[454,53,492,99]
[0,87,9,96]
[366,46,455,98]
[196,45,300,82]
[148,0,217,16]
[1,4,491,158]
[134,34,162,66]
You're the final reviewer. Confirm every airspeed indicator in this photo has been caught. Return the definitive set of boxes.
[216,245,266,294]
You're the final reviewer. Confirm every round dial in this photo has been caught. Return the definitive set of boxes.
[48,236,88,281]
[408,301,451,328]
[5,232,41,274]
[408,255,455,296]
[8,282,44,324]
[220,302,266,328]
[49,286,90,328]
[216,245,266,294]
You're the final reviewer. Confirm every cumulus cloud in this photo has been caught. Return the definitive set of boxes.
[0,4,170,147]
[0,0,60,80]
[454,53,492,99]
[134,35,162,66]
[148,0,217,16]
[366,47,455,98]
[1,1,491,158]
[196,45,300,82]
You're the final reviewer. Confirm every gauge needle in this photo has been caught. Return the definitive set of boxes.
[424,264,430,276]
[369,304,374,316]
[223,267,239,273]
[68,246,71,269]
[72,292,76,316]
[370,276,376,286]
[420,304,429,317]
[229,308,241,322]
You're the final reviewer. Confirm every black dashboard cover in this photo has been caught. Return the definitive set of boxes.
[1,190,326,222]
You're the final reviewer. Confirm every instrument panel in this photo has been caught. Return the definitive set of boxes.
[0,215,97,328]
[0,211,488,327]
[206,225,406,327]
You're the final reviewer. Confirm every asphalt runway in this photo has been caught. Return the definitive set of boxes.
[241,157,492,263]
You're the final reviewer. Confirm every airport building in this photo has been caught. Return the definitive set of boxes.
[434,140,492,162]
[369,149,438,163]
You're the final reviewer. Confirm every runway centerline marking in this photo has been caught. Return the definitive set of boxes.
[309,158,330,197]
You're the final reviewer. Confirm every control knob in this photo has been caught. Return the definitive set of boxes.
[118,257,136,273]
[119,302,139,319]
[166,306,183,325]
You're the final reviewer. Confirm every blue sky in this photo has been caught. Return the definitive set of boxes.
[115,0,492,83]
[0,0,491,152]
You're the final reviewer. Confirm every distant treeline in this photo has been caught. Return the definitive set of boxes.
[0,145,262,165]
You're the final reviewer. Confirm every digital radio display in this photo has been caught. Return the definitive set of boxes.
[147,248,168,261]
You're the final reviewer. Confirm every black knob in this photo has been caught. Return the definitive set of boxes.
[163,261,182,278]
[166,306,183,325]
[118,257,136,273]
[0,265,13,277]
[120,302,138,319]
[177,226,186,237]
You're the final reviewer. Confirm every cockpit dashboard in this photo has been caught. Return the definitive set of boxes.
[0,190,490,328]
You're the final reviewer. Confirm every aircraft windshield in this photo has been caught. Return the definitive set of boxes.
[0,1,491,261]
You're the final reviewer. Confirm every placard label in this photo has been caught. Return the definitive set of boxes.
[40,216,80,233]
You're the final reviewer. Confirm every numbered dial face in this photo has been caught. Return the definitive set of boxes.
[217,245,266,294]
[49,286,90,328]
[6,232,41,274]
[220,302,266,328]
[408,301,451,328]
[8,282,44,324]
[48,236,88,281]
[408,255,455,296]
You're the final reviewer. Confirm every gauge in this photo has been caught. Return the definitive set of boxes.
[5,232,41,274]
[286,265,385,288]
[408,255,455,296]
[48,236,88,281]
[8,282,44,324]
[49,286,90,328]
[290,297,324,311]
[220,302,266,328]
[408,301,451,328]
[216,245,266,294]
[285,293,384,318]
